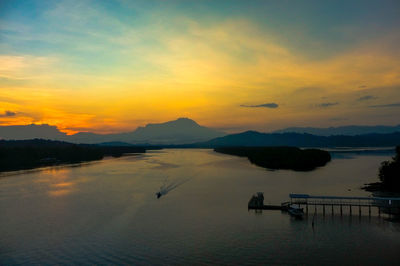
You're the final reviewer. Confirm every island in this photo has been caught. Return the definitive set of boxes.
[214,146,331,171]
[0,139,146,173]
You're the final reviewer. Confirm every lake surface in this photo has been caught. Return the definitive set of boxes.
[1,149,400,265]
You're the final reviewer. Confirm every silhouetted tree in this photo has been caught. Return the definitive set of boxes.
[214,146,331,171]
[378,146,400,189]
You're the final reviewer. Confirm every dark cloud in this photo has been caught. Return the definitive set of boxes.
[317,102,339,108]
[357,95,377,101]
[0,110,17,117]
[240,103,279,108]
[369,103,400,108]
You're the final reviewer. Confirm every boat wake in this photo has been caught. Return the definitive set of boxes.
[156,177,190,199]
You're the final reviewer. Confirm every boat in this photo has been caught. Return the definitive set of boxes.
[288,204,304,218]
[156,191,162,199]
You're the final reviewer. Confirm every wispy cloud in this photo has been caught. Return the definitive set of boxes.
[357,95,377,101]
[1,1,400,132]
[316,102,339,108]
[369,102,400,108]
[240,103,279,108]
[0,110,16,117]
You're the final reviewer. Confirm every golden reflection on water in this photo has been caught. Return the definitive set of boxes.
[1,150,400,265]
[52,182,75,188]
[48,189,74,197]
[34,168,79,197]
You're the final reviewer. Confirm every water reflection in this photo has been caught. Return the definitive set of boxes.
[0,161,94,180]
[29,168,92,197]
[0,149,400,265]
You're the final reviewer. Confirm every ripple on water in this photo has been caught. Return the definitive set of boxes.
[1,150,400,265]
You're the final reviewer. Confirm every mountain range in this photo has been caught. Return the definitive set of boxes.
[192,131,400,148]
[0,118,225,145]
[274,124,400,136]
[1,118,400,147]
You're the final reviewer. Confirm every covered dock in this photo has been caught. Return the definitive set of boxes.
[248,193,400,216]
[289,193,400,216]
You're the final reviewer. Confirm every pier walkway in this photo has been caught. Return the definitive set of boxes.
[289,194,400,216]
[248,193,400,216]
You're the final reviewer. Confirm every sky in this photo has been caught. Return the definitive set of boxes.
[1,0,400,134]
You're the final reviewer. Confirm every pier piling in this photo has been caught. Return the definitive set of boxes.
[288,194,400,217]
[248,193,400,218]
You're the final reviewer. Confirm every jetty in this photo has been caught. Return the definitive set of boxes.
[248,192,290,211]
[249,193,400,216]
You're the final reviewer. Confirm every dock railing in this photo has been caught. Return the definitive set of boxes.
[289,194,400,216]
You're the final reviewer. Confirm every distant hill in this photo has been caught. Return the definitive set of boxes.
[3,121,400,147]
[274,124,400,136]
[0,118,225,145]
[127,117,224,144]
[97,141,135,146]
[0,124,68,140]
[193,131,400,148]
[68,118,225,144]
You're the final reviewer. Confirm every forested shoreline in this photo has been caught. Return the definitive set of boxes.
[0,139,146,173]
[214,146,331,171]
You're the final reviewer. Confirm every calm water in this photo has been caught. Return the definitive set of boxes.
[1,149,400,265]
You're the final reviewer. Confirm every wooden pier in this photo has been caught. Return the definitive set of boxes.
[289,194,400,216]
[248,193,400,216]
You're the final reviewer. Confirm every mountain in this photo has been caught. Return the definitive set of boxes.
[128,118,224,144]
[274,124,400,136]
[0,118,225,145]
[193,131,400,148]
[4,120,399,147]
[0,124,68,140]
[68,118,225,144]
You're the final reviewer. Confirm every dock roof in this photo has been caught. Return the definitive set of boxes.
[289,193,400,201]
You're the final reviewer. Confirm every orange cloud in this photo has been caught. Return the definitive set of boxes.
[0,18,399,132]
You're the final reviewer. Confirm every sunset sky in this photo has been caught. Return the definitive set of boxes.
[1,0,400,134]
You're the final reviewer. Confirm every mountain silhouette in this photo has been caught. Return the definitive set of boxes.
[0,124,68,140]
[274,124,400,136]
[127,118,224,144]
[0,118,225,144]
[193,130,400,147]
[2,120,400,146]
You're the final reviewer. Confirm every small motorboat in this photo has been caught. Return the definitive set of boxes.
[156,191,162,198]
[288,204,304,218]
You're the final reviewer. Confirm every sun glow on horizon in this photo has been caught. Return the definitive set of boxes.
[1,0,400,133]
